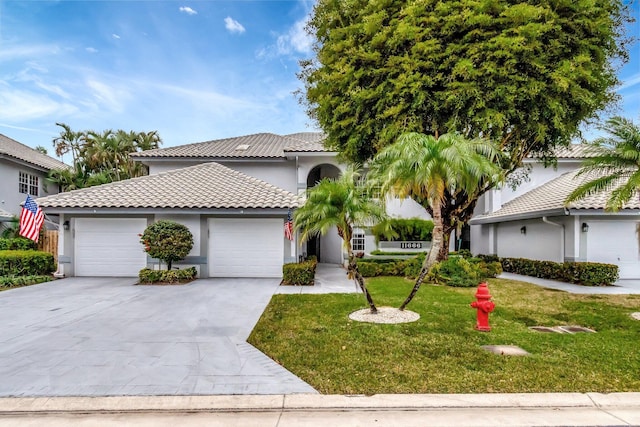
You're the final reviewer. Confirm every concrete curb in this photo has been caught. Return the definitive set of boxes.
[0,393,639,415]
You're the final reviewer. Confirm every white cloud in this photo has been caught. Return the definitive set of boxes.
[85,79,130,113]
[112,34,120,39]
[619,73,640,91]
[224,16,246,34]
[0,44,61,61]
[0,84,77,122]
[86,47,98,53]
[259,15,313,59]
[179,6,197,15]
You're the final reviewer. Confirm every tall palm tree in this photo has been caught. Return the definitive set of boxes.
[565,116,640,211]
[294,166,387,313]
[368,132,503,310]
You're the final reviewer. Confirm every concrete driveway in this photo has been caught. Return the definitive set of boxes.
[0,277,316,396]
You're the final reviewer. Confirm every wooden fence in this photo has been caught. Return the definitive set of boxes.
[38,230,58,263]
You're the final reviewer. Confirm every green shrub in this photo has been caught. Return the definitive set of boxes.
[426,256,502,287]
[477,254,500,263]
[500,257,619,286]
[0,237,37,251]
[138,267,197,284]
[427,257,477,287]
[282,259,318,286]
[140,220,194,270]
[357,253,425,278]
[372,218,434,242]
[450,249,473,259]
[0,275,53,289]
[0,250,55,276]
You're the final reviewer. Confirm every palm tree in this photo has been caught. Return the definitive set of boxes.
[368,132,503,310]
[294,166,387,313]
[565,116,640,211]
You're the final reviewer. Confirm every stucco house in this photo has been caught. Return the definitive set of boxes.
[36,132,639,279]
[470,145,640,279]
[0,133,68,223]
[38,132,427,278]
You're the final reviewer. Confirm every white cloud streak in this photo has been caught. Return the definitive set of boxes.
[224,16,246,34]
[618,73,640,91]
[179,6,197,15]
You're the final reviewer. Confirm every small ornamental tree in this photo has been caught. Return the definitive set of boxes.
[140,220,193,270]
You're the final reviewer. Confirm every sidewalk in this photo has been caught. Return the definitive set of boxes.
[0,393,638,426]
[276,263,358,294]
[499,272,640,294]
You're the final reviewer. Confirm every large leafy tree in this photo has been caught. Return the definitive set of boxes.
[48,123,162,191]
[294,166,387,313]
[300,0,630,249]
[566,117,640,211]
[368,132,503,309]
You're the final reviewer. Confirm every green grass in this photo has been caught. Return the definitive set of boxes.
[248,277,640,394]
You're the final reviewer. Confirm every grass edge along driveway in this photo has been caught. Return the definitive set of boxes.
[249,277,640,395]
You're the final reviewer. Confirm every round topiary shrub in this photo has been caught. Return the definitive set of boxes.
[139,220,193,270]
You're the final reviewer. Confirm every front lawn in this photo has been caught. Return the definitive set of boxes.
[248,277,640,394]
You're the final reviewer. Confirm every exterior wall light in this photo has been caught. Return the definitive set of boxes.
[520,226,526,235]
[63,221,70,231]
[582,222,589,233]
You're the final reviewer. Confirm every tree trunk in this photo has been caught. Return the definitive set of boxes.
[348,257,377,314]
[399,197,443,311]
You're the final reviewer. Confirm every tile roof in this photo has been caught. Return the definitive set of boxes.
[528,144,598,160]
[283,133,327,153]
[36,162,301,210]
[0,208,14,221]
[472,170,640,223]
[553,144,599,159]
[0,134,69,171]
[130,132,328,159]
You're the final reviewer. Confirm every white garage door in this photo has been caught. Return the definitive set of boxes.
[587,221,640,279]
[209,218,284,278]
[75,218,147,277]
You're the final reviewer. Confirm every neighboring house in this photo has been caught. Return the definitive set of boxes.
[470,145,640,279]
[0,133,68,221]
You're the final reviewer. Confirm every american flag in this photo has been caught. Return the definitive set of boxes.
[284,209,294,241]
[19,195,44,242]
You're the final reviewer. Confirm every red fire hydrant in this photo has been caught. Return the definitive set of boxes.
[470,282,495,332]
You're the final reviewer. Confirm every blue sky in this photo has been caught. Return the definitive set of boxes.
[0,1,639,153]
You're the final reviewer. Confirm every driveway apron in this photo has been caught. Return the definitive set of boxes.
[0,277,316,396]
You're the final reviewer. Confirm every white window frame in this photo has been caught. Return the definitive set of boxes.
[19,172,39,196]
[352,228,365,252]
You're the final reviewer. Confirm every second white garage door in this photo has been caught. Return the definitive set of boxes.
[209,218,284,278]
[74,218,147,277]
[587,221,640,279]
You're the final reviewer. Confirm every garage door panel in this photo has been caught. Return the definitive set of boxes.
[587,221,640,279]
[209,218,283,278]
[75,218,147,277]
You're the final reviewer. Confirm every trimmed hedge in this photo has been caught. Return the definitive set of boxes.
[372,218,434,242]
[498,257,619,286]
[138,267,198,284]
[0,238,37,251]
[0,250,55,276]
[357,253,425,278]
[282,259,318,286]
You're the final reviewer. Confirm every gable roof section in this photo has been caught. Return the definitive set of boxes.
[36,162,300,211]
[0,134,69,171]
[471,170,640,224]
[130,132,328,160]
